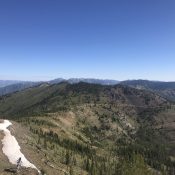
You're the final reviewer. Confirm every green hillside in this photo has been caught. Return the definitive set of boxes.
[0,82,175,175]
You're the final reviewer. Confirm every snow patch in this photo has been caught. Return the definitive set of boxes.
[0,120,40,173]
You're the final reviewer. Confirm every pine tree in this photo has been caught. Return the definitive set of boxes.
[44,138,47,149]
[65,150,71,165]
[69,166,74,175]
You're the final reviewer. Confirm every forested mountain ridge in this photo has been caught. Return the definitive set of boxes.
[0,82,168,118]
[1,82,175,174]
[0,78,119,97]
[1,79,175,103]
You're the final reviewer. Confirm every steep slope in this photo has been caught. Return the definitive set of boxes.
[0,119,69,175]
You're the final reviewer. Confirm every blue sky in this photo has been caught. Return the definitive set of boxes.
[0,0,175,81]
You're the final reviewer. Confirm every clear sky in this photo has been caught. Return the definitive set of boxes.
[0,0,175,81]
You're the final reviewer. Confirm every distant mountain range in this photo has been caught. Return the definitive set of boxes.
[120,80,175,90]
[120,80,175,102]
[1,78,175,101]
[0,80,22,88]
[50,78,119,85]
[0,82,41,96]
[0,78,119,96]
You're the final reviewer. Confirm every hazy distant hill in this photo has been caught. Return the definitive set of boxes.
[0,82,40,96]
[68,78,119,85]
[120,80,175,90]
[0,80,22,88]
[120,80,175,101]
[50,78,119,85]
[49,78,65,84]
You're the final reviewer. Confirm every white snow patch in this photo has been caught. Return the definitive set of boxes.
[0,120,40,173]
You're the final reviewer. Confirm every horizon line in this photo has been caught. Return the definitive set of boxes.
[0,77,175,83]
